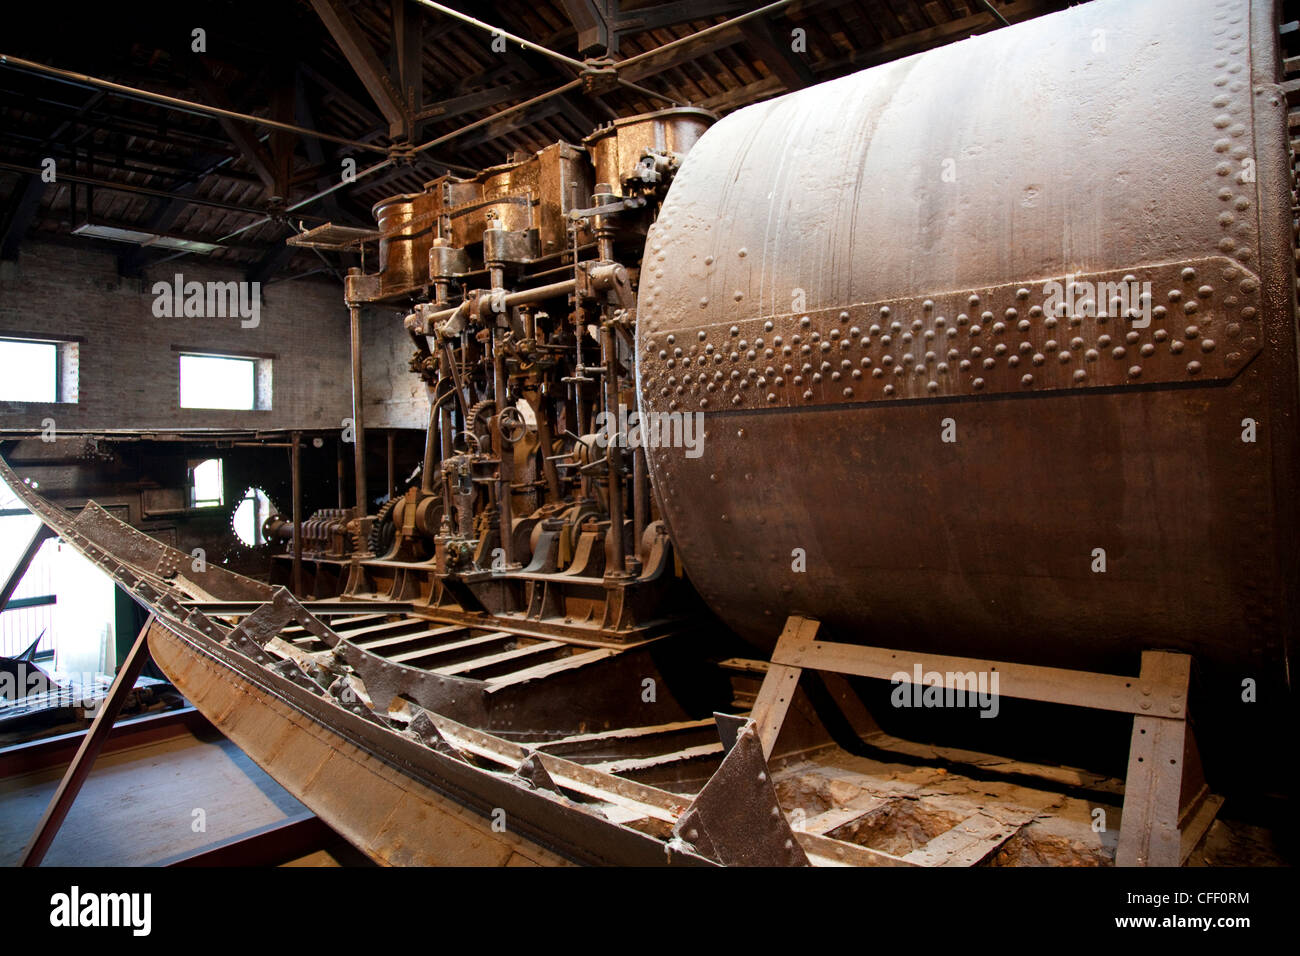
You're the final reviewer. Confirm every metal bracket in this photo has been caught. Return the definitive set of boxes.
[671,715,809,866]
[404,709,467,761]
[514,751,561,793]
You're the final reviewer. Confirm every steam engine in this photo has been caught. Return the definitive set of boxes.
[282,107,714,643]
[280,0,1298,779]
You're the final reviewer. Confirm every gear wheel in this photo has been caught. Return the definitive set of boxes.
[367,498,399,557]
[467,399,496,451]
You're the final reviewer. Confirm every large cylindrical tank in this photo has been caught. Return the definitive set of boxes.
[585,107,716,194]
[637,0,1298,710]
[373,192,437,295]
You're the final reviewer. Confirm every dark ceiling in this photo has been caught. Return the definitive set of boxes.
[0,0,1074,285]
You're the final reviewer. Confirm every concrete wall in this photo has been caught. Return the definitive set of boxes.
[0,241,355,431]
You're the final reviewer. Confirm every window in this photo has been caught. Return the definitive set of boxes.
[233,487,274,547]
[0,476,56,663]
[0,337,78,403]
[0,474,115,680]
[188,458,224,509]
[178,352,271,410]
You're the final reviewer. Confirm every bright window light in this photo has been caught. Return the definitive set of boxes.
[189,458,224,508]
[0,340,58,402]
[179,354,255,410]
[233,487,273,547]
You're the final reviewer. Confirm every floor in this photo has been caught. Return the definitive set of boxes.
[0,726,323,866]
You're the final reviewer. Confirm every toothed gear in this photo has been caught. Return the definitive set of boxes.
[368,498,399,556]
[467,399,496,450]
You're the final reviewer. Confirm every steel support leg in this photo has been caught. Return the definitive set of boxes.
[19,613,155,866]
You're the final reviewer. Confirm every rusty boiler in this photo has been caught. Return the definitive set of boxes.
[637,0,1298,747]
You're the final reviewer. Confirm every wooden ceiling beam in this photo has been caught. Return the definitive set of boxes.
[621,0,753,33]
[561,0,615,57]
[393,0,424,136]
[187,62,279,192]
[415,78,554,124]
[822,0,1057,74]
[740,16,815,91]
[310,0,410,139]
[0,174,49,261]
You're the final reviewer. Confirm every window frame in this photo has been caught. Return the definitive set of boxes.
[187,457,225,510]
[176,348,273,411]
[0,334,80,404]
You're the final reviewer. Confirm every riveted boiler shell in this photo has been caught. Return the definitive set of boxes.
[636,0,1298,692]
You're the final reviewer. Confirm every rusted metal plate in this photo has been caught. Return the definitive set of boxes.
[640,259,1263,410]
[673,719,809,866]
[146,619,718,867]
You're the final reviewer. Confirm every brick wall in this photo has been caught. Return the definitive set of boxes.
[361,302,429,430]
[0,241,356,431]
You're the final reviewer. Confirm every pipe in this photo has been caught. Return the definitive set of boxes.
[978,0,1012,27]
[0,161,320,219]
[612,0,799,74]
[633,444,648,559]
[291,431,303,597]
[386,429,396,500]
[530,389,562,501]
[348,304,368,519]
[615,77,683,108]
[415,79,583,155]
[420,279,577,330]
[217,157,394,244]
[421,388,456,495]
[147,156,397,266]
[491,322,515,569]
[411,2,587,72]
[0,54,390,155]
[601,322,625,576]
[336,438,345,509]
